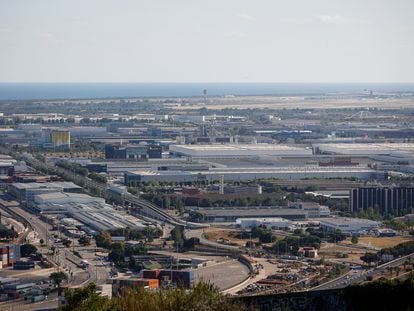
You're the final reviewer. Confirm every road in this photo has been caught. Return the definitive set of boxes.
[311,252,414,291]
[1,202,107,286]
[186,228,241,252]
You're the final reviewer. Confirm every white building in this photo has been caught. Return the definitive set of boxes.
[32,192,147,232]
[236,217,294,230]
[320,217,380,235]
[169,143,312,159]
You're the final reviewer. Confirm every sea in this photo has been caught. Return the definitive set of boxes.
[0,83,414,101]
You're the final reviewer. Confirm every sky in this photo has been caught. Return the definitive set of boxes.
[0,0,413,83]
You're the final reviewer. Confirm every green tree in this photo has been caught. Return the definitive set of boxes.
[61,283,109,311]
[351,235,359,244]
[96,230,112,248]
[49,271,68,287]
[79,235,91,246]
[20,244,37,257]
[61,282,247,311]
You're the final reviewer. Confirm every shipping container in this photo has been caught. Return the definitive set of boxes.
[142,269,160,279]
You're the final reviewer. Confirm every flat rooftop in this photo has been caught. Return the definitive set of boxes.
[316,143,414,156]
[198,208,307,217]
[170,144,312,157]
[320,217,380,226]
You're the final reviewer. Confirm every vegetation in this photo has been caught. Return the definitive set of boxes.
[88,172,108,183]
[0,226,18,240]
[61,282,247,311]
[96,230,112,248]
[109,227,162,242]
[351,235,359,244]
[360,252,378,266]
[78,235,91,246]
[251,226,274,243]
[20,243,38,257]
[381,239,414,258]
[344,275,414,311]
[49,271,68,287]
[170,225,185,249]
[108,242,148,269]
[170,225,200,251]
[327,263,348,279]
[56,160,89,176]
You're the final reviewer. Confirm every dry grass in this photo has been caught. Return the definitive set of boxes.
[355,236,414,249]
[204,229,258,246]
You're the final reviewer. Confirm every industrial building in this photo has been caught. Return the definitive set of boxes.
[236,217,294,230]
[8,182,83,203]
[124,167,384,184]
[319,217,380,235]
[350,186,414,216]
[193,208,308,223]
[170,143,313,159]
[0,157,15,176]
[291,202,331,218]
[315,143,414,157]
[41,128,70,148]
[315,143,414,166]
[31,192,147,232]
[0,245,20,269]
[112,277,159,294]
[105,144,162,160]
[142,269,194,288]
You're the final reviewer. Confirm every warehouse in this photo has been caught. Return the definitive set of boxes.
[315,143,414,158]
[319,217,380,235]
[236,217,294,230]
[194,208,308,222]
[170,144,312,159]
[124,167,384,184]
[8,182,83,203]
[32,192,147,232]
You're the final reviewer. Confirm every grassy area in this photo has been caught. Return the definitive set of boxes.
[353,236,414,249]
[204,229,259,246]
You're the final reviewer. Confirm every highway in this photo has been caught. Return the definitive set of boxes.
[311,252,414,291]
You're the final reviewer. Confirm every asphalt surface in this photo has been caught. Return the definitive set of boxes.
[312,252,414,291]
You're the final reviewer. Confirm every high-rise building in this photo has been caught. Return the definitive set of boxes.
[350,187,414,216]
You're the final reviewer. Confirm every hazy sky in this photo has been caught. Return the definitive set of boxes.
[0,0,413,83]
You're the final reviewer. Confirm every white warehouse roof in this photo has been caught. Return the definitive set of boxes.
[170,144,312,158]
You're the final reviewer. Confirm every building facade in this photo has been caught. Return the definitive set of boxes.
[350,187,414,216]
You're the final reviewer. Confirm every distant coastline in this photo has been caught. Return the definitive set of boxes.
[1,82,414,101]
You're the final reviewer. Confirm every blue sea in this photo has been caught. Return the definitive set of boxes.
[0,83,414,101]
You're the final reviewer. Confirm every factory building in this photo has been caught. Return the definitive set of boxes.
[31,192,147,232]
[41,128,70,148]
[320,217,380,235]
[0,160,14,176]
[105,144,162,160]
[8,182,83,204]
[291,202,331,218]
[170,144,313,159]
[124,167,384,184]
[314,143,414,165]
[350,187,414,216]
